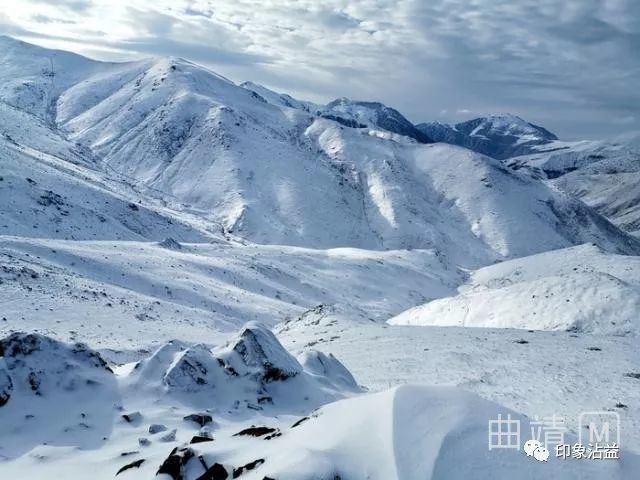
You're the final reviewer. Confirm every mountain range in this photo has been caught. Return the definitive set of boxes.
[1,35,640,479]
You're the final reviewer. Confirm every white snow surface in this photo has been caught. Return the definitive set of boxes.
[508,135,640,237]
[1,36,640,479]
[3,36,638,262]
[389,244,640,335]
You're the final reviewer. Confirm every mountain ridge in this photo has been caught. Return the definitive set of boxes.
[417,113,558,159]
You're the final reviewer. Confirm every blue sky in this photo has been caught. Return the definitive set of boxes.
[1,0,639,139]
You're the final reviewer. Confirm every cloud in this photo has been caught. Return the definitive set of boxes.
[0,0,638,138]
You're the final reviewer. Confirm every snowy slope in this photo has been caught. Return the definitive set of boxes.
[2,36,640,479]
[277,314,640,454]
[0,35,106,122]
[1,36,637,262]
[56,60,638,258]
[240,82,432,143]
[2,329,638,479]
[319,97,433,143]
[417,114,558,159]
[507,136,640,236]
[240,81,321,113]
[0,236,459,349]
[0,109,215,242]
[389,244,640,335]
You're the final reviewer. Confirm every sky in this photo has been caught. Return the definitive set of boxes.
[1,0,639,139]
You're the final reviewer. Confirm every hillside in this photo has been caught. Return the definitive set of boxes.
[417,114,558,159]
[508,136,640,236]
[1,36,640,478]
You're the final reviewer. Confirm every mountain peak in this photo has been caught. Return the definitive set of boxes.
[417,113,557,159]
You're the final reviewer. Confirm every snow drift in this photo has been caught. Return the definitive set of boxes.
[0,332,119,458]
[389,244,640,335]
[127,322,360,411]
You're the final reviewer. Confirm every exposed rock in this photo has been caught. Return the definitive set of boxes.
[158,237,182,250]
[0,332,113,398]
[222,322,302,383]
[163,345,225,392]
[190,435,214,444]
[0,364,12,407]
[122,411,143,424]
[149,423,168,434]
[233,426,278,438]
[232,459,265,478]
[195,462,228,480]
[290,416,309,428]
[183,413,213,427]
[159,429,177,442]
[116,458,145,476]
[156,447,194,480]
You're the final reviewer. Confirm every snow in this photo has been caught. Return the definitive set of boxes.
[276,315,640,454]
[417,113,558,159]
[389,244,640,335]
[507,135,640,237]
[0,333,119,459]
[1,36,640,479]
[1,328,638,478]
[0,236,458,348]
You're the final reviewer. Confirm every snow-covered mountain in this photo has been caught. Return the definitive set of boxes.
[2,36,640,478]
[241,82,432,143]
[417,114,558,159]
[2,36,638,264]
[417,110,640,238]
[507,135,640,236]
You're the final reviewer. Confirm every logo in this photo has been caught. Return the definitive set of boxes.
[488,411,621,462]
[578,411,620,446]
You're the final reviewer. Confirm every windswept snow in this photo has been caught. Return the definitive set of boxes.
[1,36,640,479]
[389,244,640,335]
[1,329,638,479]
[0,236,459,348]
[508,136,640,237]
[277,314,640,454]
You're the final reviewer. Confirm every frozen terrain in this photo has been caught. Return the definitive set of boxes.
[388,244,640,335]
[417,114,558,159]
[1,36,639,479]
[507,136,640,237]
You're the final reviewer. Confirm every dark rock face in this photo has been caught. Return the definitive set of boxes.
[0,366,13,406]
[183,413,213,427]
[157,447,195,480]
[195,462,228,480]
[190,435,214,444]
[232,459,265,478]
[122,411,143,424]
[233,426,278,438]
[228,324,302,383]
[290,416,309,428]
[149,424,168,434]
[323,98,433,144]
